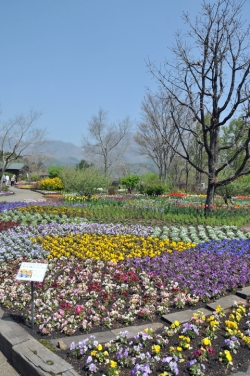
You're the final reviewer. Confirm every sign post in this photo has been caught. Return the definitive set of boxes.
[16,262,48,330]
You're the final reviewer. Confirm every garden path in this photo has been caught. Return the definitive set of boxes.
[0,186,45,202]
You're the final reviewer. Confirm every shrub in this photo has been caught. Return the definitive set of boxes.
[30,174,40,181]
[1,185,9,192]
[145,184,165,196]
[39,177,63,191]
[59,166,110,197]
[48,165,64,178]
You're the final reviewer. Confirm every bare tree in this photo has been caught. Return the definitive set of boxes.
[82,108,132,175]
[22,150,52,176]
[148,0,250,210]
[0,109,47,189]
[134,93,182,181]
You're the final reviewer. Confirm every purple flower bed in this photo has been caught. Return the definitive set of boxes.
[125,239,250,299]
[0,201,88,213]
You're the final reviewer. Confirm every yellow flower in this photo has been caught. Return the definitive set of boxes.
[152,345,161,353]
[91,350,96,356]
[110,360,117,368]
[202,337,211,346]
[216,305,222,313]
[225,350,232,362]
[96,344,102,351]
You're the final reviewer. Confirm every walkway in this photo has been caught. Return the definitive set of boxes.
[0,187,45,202]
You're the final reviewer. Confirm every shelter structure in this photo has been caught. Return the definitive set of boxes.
[0,162,25,181]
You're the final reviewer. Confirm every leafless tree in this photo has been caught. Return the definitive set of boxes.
[134,93,182,181]
[22,151,52,176]
[0,109,47,189]
[147,0,250,210]
[82,108,132,175]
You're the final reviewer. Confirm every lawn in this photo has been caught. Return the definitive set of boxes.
[0,196,250,375]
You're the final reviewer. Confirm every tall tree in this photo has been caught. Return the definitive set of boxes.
[134,93,182,181]
[0,109,46,189]
[148,0,250,210]
[82,108,132,175]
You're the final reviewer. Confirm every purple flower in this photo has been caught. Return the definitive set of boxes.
[88,363,97,372]
[86,356,93,364]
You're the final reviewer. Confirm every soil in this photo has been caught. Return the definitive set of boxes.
[2,300,250,376]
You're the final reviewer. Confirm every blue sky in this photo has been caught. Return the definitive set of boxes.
[1,0,250,146]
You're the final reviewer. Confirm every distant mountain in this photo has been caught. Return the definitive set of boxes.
[38,139,157,174]
[37,140,83,166]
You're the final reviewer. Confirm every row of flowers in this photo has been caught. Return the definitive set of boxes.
[68,303,250,375]
[1,236,250,336]
[1,202,250,242]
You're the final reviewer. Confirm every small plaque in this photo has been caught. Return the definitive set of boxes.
[16,262,48,282]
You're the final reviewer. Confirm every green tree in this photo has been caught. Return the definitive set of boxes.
[75,159,93,170]
[48,165,63,178]
[120,174,140,193]
[59,166,110,197]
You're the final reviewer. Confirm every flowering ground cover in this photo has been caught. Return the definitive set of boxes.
[0,199,250,375]
[58,303,250,376]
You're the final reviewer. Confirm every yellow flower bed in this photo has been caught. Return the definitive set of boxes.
[39,177,64,191]
[63,194,98,202]
[30,234,195,262]
[17,205,87,217]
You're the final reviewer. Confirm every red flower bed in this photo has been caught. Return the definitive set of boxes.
[0,221,20,231]
[166,192,188,197]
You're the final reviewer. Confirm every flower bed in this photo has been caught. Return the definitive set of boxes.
[0,199,250,375]
[64,303,250,376]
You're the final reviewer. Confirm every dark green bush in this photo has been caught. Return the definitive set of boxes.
[145,185,165,196]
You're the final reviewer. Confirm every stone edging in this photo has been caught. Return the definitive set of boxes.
[0,308,80,376]
[0,288,250,376]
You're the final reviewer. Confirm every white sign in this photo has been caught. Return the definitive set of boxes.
[16,262,48,282]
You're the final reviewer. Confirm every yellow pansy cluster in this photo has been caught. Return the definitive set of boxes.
[30,234,194,262]
[219,349,233,365]
[225,303,250,348]
[178,335,191,349]
[206,315,220,332]
[18,205,87,218]
[63,194,98,203]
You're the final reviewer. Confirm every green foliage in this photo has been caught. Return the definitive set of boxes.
[1,184,9,192]
[48,165,64,178]
[120,174,140,190]
[75,159,93,170]
[139,173,164,193]
[19,174,27,180]
[145,184,165,196]
[221,117,249,171]
[30,174,40,181]
[216,175,250,198]
[59,166,110,197]
[140,172,160,185]
[39,177,64,191]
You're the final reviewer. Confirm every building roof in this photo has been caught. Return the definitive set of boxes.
[0,162,25,170]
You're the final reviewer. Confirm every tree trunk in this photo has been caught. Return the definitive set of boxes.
[205,182,215,214]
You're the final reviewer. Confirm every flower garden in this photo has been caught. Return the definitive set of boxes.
[0,195,250,375]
